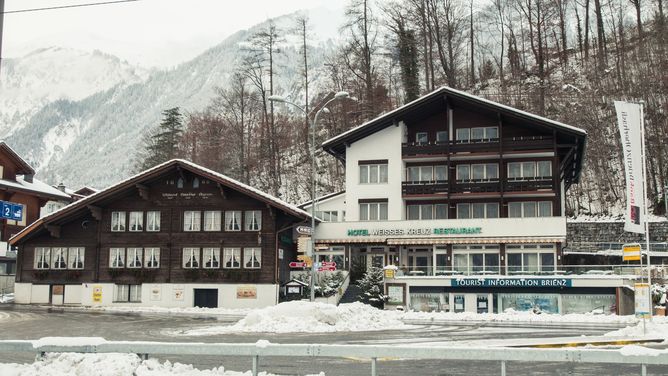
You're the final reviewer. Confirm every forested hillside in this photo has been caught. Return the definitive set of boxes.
[157,0,665,214]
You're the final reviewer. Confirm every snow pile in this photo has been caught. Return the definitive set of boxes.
[182,301,409,335]
[402,309,668,325]
[32,337,107,348]
[605,321,668,338]
[0,352,302,376]
[0,293,14,303]
[619,345,668,357]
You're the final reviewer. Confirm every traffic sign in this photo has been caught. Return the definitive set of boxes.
[623,243,641,261]
[289,262,307,268]
[296,226,313,235]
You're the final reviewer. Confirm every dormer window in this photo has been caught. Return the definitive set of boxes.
[193,177,200,188]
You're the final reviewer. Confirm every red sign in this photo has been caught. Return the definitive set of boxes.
[318,266,337,272]
[289,262,307,268]
[320,262,336,267]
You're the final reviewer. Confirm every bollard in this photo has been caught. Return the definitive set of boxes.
[371,357,377,376]
[642,364,647,376]
[501,360,506,376]
[252,355,259,376]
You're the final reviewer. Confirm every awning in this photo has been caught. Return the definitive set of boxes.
[386,237,565,245]
[316,238,387,244]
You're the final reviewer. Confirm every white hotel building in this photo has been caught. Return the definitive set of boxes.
[304,87,637,314]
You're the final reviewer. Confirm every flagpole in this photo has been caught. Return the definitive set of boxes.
[638,100,653,321]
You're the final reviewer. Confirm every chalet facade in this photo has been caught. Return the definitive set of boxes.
[305,87,635,314]
[10,160,310,309]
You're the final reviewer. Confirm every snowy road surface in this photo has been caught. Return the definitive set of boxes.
[0,305,662,375]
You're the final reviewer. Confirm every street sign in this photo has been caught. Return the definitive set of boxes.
[0,201,22,221]
[318,266,336,272]
[320,261,336,267]
[296,226,313,235]
[11,204,22,221]
[623,243,642,261]
[297,236,312,254]
[289,262,307,268]
[634,282,651,318]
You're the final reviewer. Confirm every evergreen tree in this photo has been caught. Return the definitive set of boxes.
[136,107,184,171]
[356,267,387,308]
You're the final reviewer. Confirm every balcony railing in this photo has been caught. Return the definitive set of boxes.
[451,180,500,193]
[402,181,449,195]
[393,264,656,278]
[505,178,554,192]
[402,136,554,157]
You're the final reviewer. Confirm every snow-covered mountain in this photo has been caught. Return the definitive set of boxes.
[0,47,150,137]
[2,7,343,189]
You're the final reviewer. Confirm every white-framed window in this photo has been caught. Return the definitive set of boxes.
[68,247,84,269]
[359,202,388,221]
[203,247,221,269]
[182,248,200,269]
[114,284,141,303]
[129,211,143,232]
[146,211,161,232]
[470,126,499,140]
[144,248,160,268]
[127,247,143,268]
[452,245,501,274]
[415,132,428,144]
[34,247,51,269]
[455,128,470,141]
[315,211,338,222]
[456,203,500,219]
[111,211,126,232]
[457,164,499,181]
[407,165,445,183]
[506,244,555,273]
[436,131,448,143]
[51,247,67,269]
[508,201,553,218]
[359,163,389,184]
[203,211,222,231]
[223,248,241,269]
[183,211,201,231]
[225,211,241,231]
[407,204,447,220]
[508,161,553,180]
[109,248,125,268]
[244,248,262,269]
[245,210,262,231]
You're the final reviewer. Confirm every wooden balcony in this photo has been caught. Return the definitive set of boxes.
[505,179,554,192]
[402,136,553,158]
[402,181,449,196]
[451,180,501,194]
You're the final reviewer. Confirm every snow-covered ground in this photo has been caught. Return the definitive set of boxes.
[0,293,14,303]
[0,352,324,376]
[605,321,668,339]
[67,304,249,317]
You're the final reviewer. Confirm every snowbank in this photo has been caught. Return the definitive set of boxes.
[605,321,668,338]
[0,293,14,303]
[181,301,409,335]
[0,353,322,376]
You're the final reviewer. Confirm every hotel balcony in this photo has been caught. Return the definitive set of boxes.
[402,181,449,196]
[402,136,554,158]
[402,179,555,197]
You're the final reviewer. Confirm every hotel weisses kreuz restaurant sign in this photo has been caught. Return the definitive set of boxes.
[347,227,482,237]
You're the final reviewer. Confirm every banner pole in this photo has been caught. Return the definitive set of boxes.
[639,100,653,321]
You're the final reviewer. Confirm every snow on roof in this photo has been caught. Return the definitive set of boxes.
[0,176,71,200]
[322,86,587,148]
[11,159,310,244]
[298,190,346,208]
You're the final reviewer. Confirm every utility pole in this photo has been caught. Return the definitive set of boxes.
[0,0,5,76]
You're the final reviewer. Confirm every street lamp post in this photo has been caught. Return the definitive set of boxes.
[268,91,351,302]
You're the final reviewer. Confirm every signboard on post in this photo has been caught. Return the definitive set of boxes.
[615,101,645,234]
[635,283,651,319]
[296,226,313,235]
[623,243,642,261]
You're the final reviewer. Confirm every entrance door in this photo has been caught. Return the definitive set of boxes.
[193,288,218,308]
[367,254,385,270]
[453,294,465,313]
[51,285,64,305]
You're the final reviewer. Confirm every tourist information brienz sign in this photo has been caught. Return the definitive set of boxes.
[451,278,572,288]
[346,227,482,237]
[0,201,23,221]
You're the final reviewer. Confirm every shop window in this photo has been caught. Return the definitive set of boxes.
[182,248,200,269]
[68,247,84,269]
[225,211,241,231]
[184,211,201,231]
[223,248,241,269]
[111,211,126,232]
[129,211,144,232]
[203,248,221,269]
[127,248,143,268]
[34,247,51,269]
[114,284,141,303]
[245,210,262,230]
[499,293,559,313]
[144,248,160,268]
[203,211,222,231]
[110,248,125,268]
[146,211,161,232]
[409,293,448,312]
[244,248,262,269]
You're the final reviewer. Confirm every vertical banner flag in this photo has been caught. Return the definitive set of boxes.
[615,101,645,234]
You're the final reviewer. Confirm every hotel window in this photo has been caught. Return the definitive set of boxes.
[436,131,448,143]
[68,247,84,269]
[471,203,500,218]
[456,165,470,181]
[34,247,51,269]
[244,248,262,269]
[114,284,141,303]
[456,203,471,219]
[359,201,388,221]
[508,161,552,180]
[316,210,338,222]
[407,166,442,183]
[203,247,221,269]
[223,248,241,268]
[51,247,67,270]
[245,210,262,231]
[455,128,470,142]
[182,248,200,269]
[225,211,241,231]
[111,211,126,232]
[508,201,552,218]
[110,248,125,268]
[415,132,428,144]
[457,127,498,142]
[127,248,143,268]
[506,244,555,273]
[459,164,498,181]
[203,211,222,231]
[146,211,161,232]
[144,248,160,268]
[407,204,446,220]
[359,162,388,184]
[129,211,144,232]
[434,166,448,181]
[184,211,201,231]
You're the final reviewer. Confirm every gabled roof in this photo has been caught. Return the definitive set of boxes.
[298,190,346,209]
[321,86,587,185]
[10,159,311,245]
[0,142,35,176]
[0,176,72,201]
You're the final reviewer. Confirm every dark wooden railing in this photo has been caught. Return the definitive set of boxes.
[402,181,449,195]
[402,136,553,157]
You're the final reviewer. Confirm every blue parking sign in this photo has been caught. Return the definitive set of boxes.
[11,204,22,221]
[1,202,11,219]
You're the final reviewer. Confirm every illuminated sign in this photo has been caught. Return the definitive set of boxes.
[452,278,571,288]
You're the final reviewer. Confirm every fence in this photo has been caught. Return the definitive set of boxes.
[0,339,666,376]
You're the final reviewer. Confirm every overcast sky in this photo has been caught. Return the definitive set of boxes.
[3,0,337,67]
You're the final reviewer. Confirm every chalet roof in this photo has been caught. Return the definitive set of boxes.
[0,142,35,176]
[10,159,311,245]
[0,176,72,201]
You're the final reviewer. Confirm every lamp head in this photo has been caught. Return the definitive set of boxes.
[334,91,349,99]
[267,95,286,103]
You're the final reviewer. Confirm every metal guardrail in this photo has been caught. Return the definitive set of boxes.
[0,339,665,376]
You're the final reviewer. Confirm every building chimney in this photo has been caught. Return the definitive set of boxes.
[57,182,66,192]
[24,174,34,183]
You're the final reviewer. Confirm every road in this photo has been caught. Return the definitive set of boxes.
[0,305,661,375]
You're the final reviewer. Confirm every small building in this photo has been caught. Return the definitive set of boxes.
[41,185,97,217]
[305,86,637,314]
[10,159,310,309]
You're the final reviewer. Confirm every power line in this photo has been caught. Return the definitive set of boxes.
[2,0,139,14]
